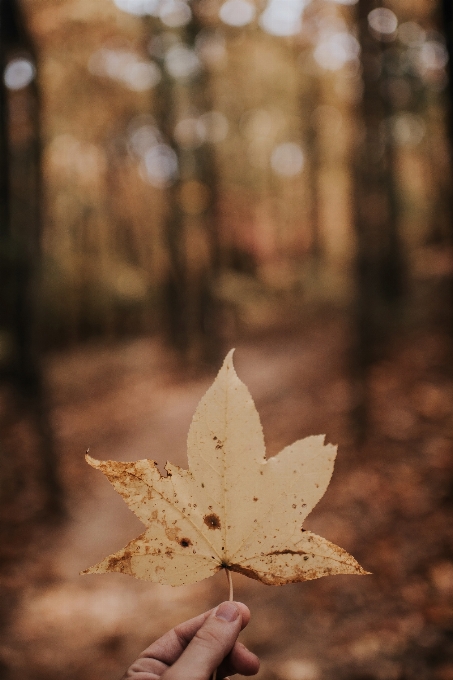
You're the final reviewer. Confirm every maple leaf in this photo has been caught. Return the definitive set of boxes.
[82,350,368,586]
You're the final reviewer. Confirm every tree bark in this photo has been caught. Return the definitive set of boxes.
[352,0,405,436]
[149,5,222,364]
[441,0,453,146]
[0,0,63,537]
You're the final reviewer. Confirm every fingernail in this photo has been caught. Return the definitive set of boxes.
[215,601,239,622]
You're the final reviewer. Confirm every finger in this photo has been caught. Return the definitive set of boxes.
[139,602,251,666]
[129,641,260,680]
[162,601,243,680]
[217,641,260,678]
[123,655,168,678]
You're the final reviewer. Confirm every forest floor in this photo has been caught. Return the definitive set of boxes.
[1,310,453,680]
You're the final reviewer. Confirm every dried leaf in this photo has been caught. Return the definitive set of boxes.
[82,350,368,586]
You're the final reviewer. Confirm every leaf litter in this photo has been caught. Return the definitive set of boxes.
[4,325,453,680]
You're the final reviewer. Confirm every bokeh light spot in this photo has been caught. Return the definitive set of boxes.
[159,0,192,28]
[165,45,201,79]
[271,143,304,177]
[141,144,178,187]
[174,118,201,149]
[47,134,107,182]
[4,58,35,90]
[418,41,449,72]
[314,32,360,71]
[123,62,161,90]
[89,48,161,90]
[398,21,426,47]
[367,8,398,39]
[128,121,162,157]
[195,31,227,69]
[197,111,229,143]
[219,0,256,27]
[391,113,426,147]
[260,0,306,37]
[113,0,159,15]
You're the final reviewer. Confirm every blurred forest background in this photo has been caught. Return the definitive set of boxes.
[1,0,453,679]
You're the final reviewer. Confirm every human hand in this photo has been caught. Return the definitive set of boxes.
[122,601,260,680]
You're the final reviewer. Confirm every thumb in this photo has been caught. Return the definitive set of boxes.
[162,602,242,680]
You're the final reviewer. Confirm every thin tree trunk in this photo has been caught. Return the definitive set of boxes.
[351,0,405,437]
[438,0,453,338]
[150,6,222,364]
[441,0,453,148]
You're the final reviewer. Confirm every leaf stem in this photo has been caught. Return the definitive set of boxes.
[226,568,233,601]
[212,569,234,680]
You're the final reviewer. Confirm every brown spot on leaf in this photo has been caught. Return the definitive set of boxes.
[267,548,309,557]
[229,563,268,583]
[204,513,221,530]
[165,527,181,542]
[179,538,192,547]
[253,497,258,501]
[107,552,133,575]
[229,561,315,586]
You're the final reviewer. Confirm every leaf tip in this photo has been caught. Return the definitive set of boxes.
[85,453,101,469]
[215,348,239,383]
[224,348,236,368]
[79,566,94,576]
[350,562,371,577]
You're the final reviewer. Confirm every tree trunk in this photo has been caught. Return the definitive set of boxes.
[0,0,63,543]
[149,5,222,364]
[351,0,405,436]
[441,0,453,147]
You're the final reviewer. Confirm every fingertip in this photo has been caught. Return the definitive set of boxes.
[215,601,240,622]
[234,602,251,628]
[241,658,260,676]
[228,641,260,676]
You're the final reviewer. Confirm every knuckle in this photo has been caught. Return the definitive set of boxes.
[173,625,191,651]
[127,658,162,676]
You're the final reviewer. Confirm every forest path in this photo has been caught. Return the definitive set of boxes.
[2,318,453,680]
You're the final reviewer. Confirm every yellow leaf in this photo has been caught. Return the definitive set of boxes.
[82,350,369,586]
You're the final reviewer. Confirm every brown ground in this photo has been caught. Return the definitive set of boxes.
[1,314,453,680]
